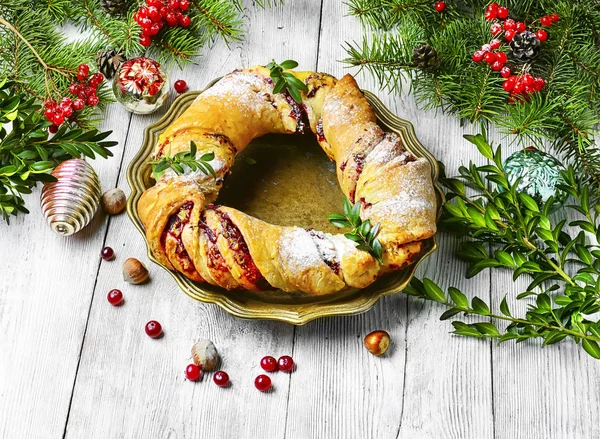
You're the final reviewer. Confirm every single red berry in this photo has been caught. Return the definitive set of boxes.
[491,61,504,71]
[160,6,170,17]
[500,66,511,78]
[100,246,115,260]
[489,39,501,50]
[179,14,191,27]
[484,52,496,64]
[260,356,278,372]
[52,113,65,125]
[149,23,161,35]
[540,16,552,27]
[495,52,507,64]
[148,6,161,21]
[536,29,548,42]
[485,11,496,21]
[491,23,503,35]
[472,51,485,63]
[434,1,445,12]
[496,6,509,19]
[139,6,149,17]
[505,30,516,41]
[503,79,514,92]
[166,12,178,26]
[481,43,491,52]
[147,0,162,6]
[107,289,124,306]
[179,0,190,11]
[78,64,89,76]
[48,124,59,134]
[486,2,499,13]
[73,98,85,111]
[503,19,516,30]
[44,108,55,120]
[550,13,559,22]
[145,320,162,338]
[513,81,525,94]
[254,374,272,392]
[140,34,152,47]
[533,77,546,90]
[277,355,294,372]
[62,106,73,117]
[173,79,188,93]
[87,95,99,107]
[185,364,202,381]
[523,73,534,86]
[515,22,526,32]
[213,371,230,387]
[168,0,180,9]
[68,84,78,95]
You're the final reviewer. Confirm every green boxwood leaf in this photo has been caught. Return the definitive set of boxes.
[423,278,446,303]
[582,339,600,359]
[471,297,490,315]
[448,287,469,308]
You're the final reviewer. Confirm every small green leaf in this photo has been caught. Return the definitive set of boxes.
[500,296,511,316]
[471,297,490,315]
[448,287,469,308]
[451,321,484,338]
[422,278,447,303]
[440,308,461,320]
[519,193,540,212]
[582,339,600,359]
[279,60,299,69]
[463,133,493,159]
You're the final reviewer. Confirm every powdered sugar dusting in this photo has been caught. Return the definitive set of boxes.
[279,228,324,273]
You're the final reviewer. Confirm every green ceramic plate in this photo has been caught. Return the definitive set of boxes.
[126,78,444,325]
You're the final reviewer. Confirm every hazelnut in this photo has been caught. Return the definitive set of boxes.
[123,258,149,284]
[101,188,126,215]
[364,330,390,356]
[191,339,219,370]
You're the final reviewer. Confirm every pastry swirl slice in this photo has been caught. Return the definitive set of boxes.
[138,66,437,295]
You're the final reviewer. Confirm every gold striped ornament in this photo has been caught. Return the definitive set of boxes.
[40,159,101,236]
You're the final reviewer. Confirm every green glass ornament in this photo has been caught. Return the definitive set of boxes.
[503,147,567,212]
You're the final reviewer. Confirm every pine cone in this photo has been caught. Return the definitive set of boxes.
[96,49,126,80]
[412,44,440,69]
[101,0,125,15]
[509,31,540,63]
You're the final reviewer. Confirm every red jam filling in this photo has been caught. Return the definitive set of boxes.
[198,212,230,274]
[308,230,341,275]
[316,118,326,143]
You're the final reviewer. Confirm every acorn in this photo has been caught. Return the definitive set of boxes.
[123,258,149,284]
[101,188,126,215]
[364,330,391,356]
[191,339,220,370]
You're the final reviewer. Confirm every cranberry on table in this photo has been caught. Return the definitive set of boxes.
[434,1,445,12]
[100,246,115,261]
[277,355,294,372]
[213,371,230,387]
[185,364,202,381]
[254,374,272,392]
[145,320,162,338]
[174,79,188,93]
[260,356,278,372]
[107,289,124,306]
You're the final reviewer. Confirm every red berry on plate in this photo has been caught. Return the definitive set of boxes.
[540,16,552,27]
[277,355,294,372]
[503,19,515,30]
[107,289,124,306]
[472,51,485,63]
[515,21,526,32]
[185,364,202,381]
[260,356,278,372]
[496,6,508,19]
[491,23,503,35]
[484,51,496,64]
[145,320,162,338]
[490,39,501,50]
[505,30,516,41]
[140,34,152,47]
[536,29,548,42]
[254,374,272,392]
[179,14,190,27]
[495,52,507,64]
[48,124,58,134]
[100,246,115,260]
[213,371,230,387]
[173,79,188,93]
[434,1,445,12]
[500,66,511,78]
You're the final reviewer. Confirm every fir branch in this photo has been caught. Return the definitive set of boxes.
[327,197,383,263]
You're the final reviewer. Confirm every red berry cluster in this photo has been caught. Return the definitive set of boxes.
[44,64,104,133]
[473,3,559,103]
[134,0,191,48]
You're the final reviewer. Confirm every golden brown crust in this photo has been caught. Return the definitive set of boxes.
[138,67,437,295]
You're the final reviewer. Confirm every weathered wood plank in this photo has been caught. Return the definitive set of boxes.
[284,1,494,438]
[0,106,131,439]
[63,2,322,438]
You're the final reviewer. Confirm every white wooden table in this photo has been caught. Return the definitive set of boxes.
[3,2,600,438]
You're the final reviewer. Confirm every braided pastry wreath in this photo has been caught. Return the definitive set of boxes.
[138,66,437,295]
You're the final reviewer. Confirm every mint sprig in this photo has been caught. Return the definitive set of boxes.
[149,141,216,180]
[266,59,308,103]
[327,197,383,263]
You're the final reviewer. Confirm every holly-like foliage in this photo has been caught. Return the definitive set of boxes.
[344,0,600,199]
[408,132,600,359]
